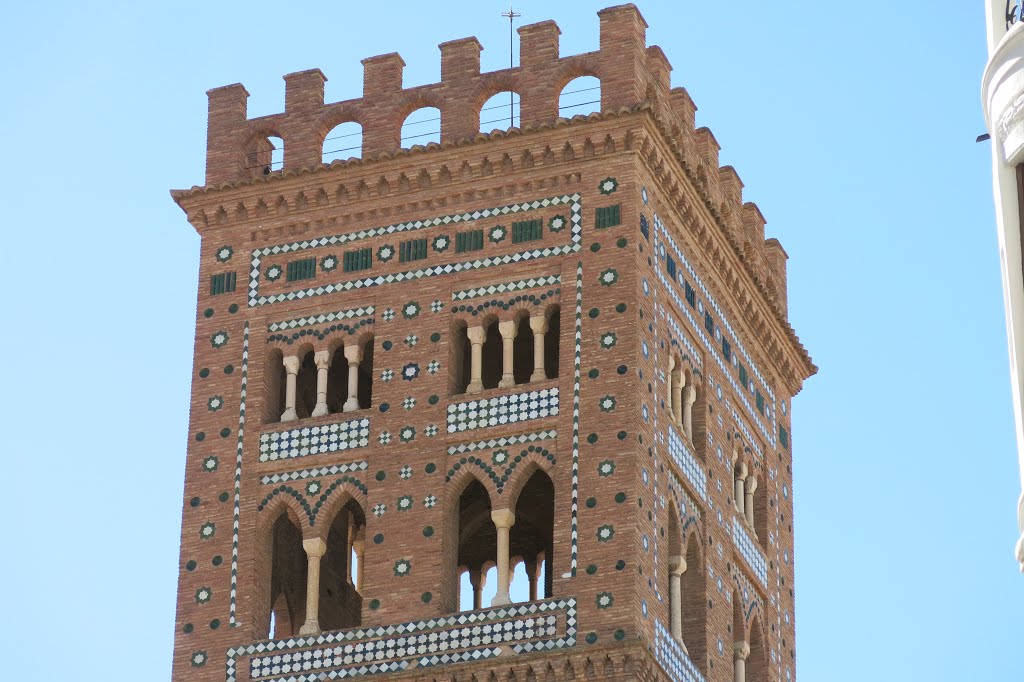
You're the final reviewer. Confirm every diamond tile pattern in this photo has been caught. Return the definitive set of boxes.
[267,306,375,332]
[451,274,562,301]
[249,195,582,307]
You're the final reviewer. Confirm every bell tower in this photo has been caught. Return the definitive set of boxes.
[170,5,816,681]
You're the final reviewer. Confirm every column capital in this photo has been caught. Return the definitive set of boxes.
[314,350,331,369]
[491,508,516,529]
[498,318,519,339]
[734,640,750,660]
[744,475,758,493]
[737,462,748,479]
[529,314,549,334]
[668,554,687,576]
[302,537,327,558]
[468,567,485,588]
[283,355,301,374]
[683,383,697,404]
[343,343,364,363]
[467,325,487,344]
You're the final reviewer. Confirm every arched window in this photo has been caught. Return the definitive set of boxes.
[512,310,533,386]
[479,91,521,133]
[401,107,441,148]
[322,122,362,164]
[747,617,768,681]
[558,76,601,118]
[261,511,307,640]
[452,480,495,612]
[543,305,561,379]
[681,533,706,671]
[481,319,502,390]
[450,321,472,396]
[509,470,554,602]
[263,348,285,423]
[318,500,366,632]
[326,336,374,413]
[295,349,318,420]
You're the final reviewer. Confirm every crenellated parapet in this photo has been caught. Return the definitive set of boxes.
[194,3,791,322]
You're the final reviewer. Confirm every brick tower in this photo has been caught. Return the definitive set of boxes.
[170,5,816,681]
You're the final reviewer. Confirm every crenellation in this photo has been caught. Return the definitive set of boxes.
[645,45,673,96]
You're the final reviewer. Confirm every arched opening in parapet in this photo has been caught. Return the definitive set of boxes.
[322,121,362,164]
[479,91,521,132]
[263,511,307,640]
[509,469,554,602]
[559,76,601,118]
[401,107,441,148]
[243,133,284,178]
[318,498,366,632]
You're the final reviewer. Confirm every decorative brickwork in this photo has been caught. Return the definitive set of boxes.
[170,5,814,682]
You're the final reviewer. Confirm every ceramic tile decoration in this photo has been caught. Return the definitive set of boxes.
[227,599,577,682]
[731,517,769,586]
[248,195,582,307]
[446,388,559,433]
[258,418,371,461]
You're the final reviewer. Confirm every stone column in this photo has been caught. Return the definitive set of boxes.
[281,355,301,422]
[298,537,327,635]
[669,555,686,645]
[667,356,676,406]
[744,475,758,531]
[498,319,518,388]
[734,640,750,682]
[525,558,539,602]
[343,343,363,412]
[735,463,748,515]
[529,315,549,382]
[469,568,485,610]
[466,325,486,394]
[491,509,516,606]
[683,384,697,439]
[671,370,684,424]
[353,536,365,591]
[311,350,331,417]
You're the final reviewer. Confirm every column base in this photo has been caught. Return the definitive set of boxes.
[498,376,516,388]
[490,593,512,607]
[298,621,321,636]
[466,382,483,395]
[343,398,360,413]
[530,371,546,382]
[311,403,329,418]
[280,408,298,422]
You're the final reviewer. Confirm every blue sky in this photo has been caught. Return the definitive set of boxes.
[0,1,1018,680]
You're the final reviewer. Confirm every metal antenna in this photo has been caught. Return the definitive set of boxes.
[501,2,521,128]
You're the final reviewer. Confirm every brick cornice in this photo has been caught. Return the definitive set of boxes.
[172,104,814,391]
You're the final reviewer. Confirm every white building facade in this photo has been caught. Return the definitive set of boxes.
[982,0,1024,573]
